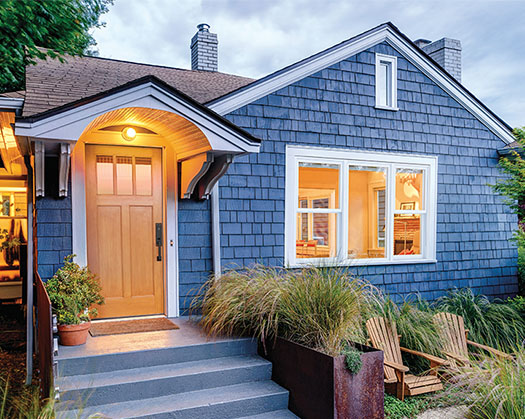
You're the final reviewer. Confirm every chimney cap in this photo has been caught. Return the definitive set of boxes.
[414,39,432,48]
[197,23,210,32]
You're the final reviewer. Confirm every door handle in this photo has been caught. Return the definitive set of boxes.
[155,223,163,261]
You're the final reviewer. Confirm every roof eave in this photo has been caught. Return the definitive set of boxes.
[0,97,24,113]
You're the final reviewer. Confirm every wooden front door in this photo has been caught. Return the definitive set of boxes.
[86,145,164,318]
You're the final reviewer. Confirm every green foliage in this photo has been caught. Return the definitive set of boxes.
[44,255,104,325]
[342,346,362,374]
[442,347,525,419]
[197,265,366,356]
[0,229,20,250]
[435,288,525,352]
[384,393,433,419]
[506,295,525,321]
[518,245,525,295]
[0,0,112,92]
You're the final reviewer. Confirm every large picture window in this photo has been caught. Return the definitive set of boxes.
[286,147,437,267]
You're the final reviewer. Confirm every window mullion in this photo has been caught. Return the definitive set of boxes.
[386,163,395,261]
[341,161,349,261]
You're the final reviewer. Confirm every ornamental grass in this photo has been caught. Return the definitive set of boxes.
[441,348,525,419]
[198,265,366,356]
[435,288,525,352]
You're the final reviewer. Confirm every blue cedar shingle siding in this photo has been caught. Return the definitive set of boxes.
[178,198,213,313]
[36,194,72,281]
[207,41,518,304]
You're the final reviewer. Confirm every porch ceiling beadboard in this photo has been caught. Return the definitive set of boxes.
[82,107,211,160]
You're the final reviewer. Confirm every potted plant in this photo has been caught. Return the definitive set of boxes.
[0,228,21,266]
[45,255,104,346]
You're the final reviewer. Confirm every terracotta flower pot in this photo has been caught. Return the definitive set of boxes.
[57,322,91,346]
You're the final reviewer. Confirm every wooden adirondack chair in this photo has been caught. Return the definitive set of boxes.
[432,312,512,367]
[366,317,448,401]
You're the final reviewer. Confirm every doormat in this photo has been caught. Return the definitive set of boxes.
[89,318,179,337]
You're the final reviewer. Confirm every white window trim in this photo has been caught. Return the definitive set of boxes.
[285,145,438,268]
[375,53,398,111]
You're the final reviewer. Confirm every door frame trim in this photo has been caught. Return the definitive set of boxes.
[72,137,179,317]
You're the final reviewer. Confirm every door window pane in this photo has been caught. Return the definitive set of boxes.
[116,156,133,195]
[348,166,386,259]
[96,156,114,195]
[396,169,423,210]
[298,162,339,209]
[393,214,421,255]
[135,157,152,196]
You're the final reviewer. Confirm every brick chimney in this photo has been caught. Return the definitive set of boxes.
[415,37,462,82]
[190,23,218,72]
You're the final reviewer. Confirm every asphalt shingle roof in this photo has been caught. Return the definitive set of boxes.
[21,54,255,117]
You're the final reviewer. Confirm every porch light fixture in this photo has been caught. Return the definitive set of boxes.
[121,127,137,141]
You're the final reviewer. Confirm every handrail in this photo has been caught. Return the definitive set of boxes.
[35,272,53,401]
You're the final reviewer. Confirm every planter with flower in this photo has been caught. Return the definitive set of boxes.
[44,255,104,346]
[0,228,21,266]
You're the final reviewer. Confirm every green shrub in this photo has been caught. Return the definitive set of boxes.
[435,288,525,351]
[384,393,432,419]
[518,245,525,295]
[198,265,366,356]
[507,295,525,321]
[342,346,362,374]
[45,255,104,325]
[442,347,525,419]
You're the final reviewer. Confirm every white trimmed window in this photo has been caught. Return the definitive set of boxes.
[285,146,437,267]
[375,53,397,110]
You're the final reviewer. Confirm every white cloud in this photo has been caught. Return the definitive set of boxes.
[93,0,525,126]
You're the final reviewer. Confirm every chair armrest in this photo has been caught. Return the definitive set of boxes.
[442,351,470,366]
[400,347,449,366]
[466,340,513,360]
[384,359,409,372]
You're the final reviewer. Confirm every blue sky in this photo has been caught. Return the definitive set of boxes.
[93,0,525,127]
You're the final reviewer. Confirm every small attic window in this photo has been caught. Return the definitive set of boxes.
[375,53,397,110]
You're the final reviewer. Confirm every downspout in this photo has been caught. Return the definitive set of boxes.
[211,184,221,278]
[24,155,34,385]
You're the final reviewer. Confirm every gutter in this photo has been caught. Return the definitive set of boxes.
[23,155,34,385]
[497,147,525,159]
[211,184,221,278]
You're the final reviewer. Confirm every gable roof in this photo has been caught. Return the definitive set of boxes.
[208,22,514,144]
[21,53,254,117]
[15,75,261,154]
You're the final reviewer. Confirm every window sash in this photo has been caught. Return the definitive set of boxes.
[288,149,436,266]
[375,54,397,110]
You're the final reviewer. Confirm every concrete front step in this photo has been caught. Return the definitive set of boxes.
[238,410,299,418]
[59,381,290,419]
[57,338,257,376]
[57,355,273,407]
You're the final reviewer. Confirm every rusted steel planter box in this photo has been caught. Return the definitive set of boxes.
[259,338,384,419]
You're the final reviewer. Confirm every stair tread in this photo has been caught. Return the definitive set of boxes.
[57,355,271,391]
[60,381,289,418]
[238,409,299,418]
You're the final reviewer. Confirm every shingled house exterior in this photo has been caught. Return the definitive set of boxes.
[1,22,518,318]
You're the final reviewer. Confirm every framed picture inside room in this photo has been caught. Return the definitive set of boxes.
[400,202,415,210]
